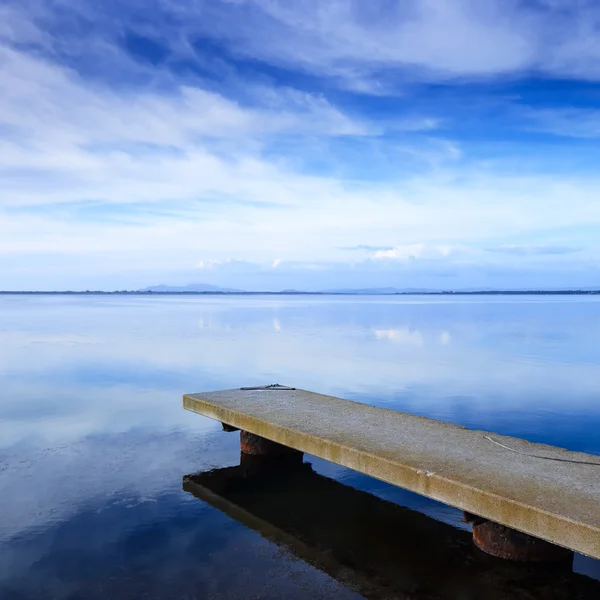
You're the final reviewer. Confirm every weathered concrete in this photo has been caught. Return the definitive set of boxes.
[183,387,600,560]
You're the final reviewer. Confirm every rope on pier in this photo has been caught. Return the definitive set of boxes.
[484,436,600,466]
[240,384,296,390]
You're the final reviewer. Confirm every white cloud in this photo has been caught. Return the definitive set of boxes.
[0,45,366,178]
[523,107,600,138]
[373,245,455,261]
[487,245,581,256]
[159,0,600,85]
[10,1,600,95]
[340,245,395,252]
[179,0,533,85]
[196,259,259,272]
[197,259,230,269]
[2,2,600,289]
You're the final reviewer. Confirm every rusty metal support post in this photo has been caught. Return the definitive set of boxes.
[239,430,304,476]
[240,430,302,458]
[464,513,574,563]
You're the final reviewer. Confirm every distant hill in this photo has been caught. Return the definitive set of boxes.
[140,283,244,293]
[2,286,598,295]
[133,283,600,295]
[320,287,433,294]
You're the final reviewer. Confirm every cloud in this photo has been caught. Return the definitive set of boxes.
[196,259,257,271]
[2,1,600,291]
[372,244,455,261]
[9,1,600,94]
[522,107,600,138]
[487,245,582,256]
[339,245,396,252]
[197,259,230,269]
[0,46,366,180]
[137,0,600,86]
[286,262,330,271]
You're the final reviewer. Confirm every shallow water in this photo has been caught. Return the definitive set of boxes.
[0,294,599,598]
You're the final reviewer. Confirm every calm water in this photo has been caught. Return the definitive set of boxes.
[1,294,599,599]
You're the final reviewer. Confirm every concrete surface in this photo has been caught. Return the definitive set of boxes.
[183,388,600,559]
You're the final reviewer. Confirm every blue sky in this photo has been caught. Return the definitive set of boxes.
[1,0,600,291]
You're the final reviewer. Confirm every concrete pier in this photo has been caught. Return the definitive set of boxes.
[183,387,600,560]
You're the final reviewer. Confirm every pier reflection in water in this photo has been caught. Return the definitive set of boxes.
[184,454,600,600]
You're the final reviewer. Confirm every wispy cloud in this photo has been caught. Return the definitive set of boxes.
[144,0,600,87]
[197,259,229,270]
[486,245,582,256]
[339,244,395,252]
[196,259,257,271]
[522,107,600,138]
[2,1,600,290]
[372,245,455,261]
[10,1,600,90]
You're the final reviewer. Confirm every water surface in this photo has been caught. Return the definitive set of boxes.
[1,294,599,598]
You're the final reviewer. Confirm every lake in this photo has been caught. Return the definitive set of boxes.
[1,294,599,599]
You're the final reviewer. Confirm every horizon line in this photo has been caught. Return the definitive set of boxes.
[1,290,600,296]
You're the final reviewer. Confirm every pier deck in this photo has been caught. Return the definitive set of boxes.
[183,387,600,559]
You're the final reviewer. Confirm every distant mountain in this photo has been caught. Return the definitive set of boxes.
[320,287,433,294]
[135,284,600,295]
[140,283,244,293]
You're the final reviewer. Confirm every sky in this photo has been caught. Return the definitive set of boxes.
[1,0,600,291]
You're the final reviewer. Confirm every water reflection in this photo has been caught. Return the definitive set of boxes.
[372,327,424,345]
[1,294,600,597]
[2,295,599,452]
[0,430,358,600]
[184,456,600,600]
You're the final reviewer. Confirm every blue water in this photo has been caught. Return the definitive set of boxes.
[0,294,599,598]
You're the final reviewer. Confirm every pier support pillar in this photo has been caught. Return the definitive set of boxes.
[240,431,303,460]
[239,431,304,475]
[464,513,574,563]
